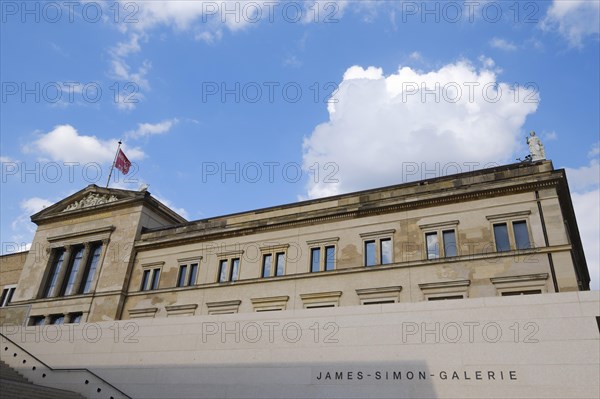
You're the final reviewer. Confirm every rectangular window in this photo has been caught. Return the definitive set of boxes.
[310,247,321,272]
[262,254,272,278]
[68,313,83,324]
[494,223,511,252]
[442,230,457,257]
[141,268,161,291]
[501,289,542,296]
[29,316,45,326]
[427,295,464,301]
[0,286,16,307]
[62,246,85,296]
[218,258,241,282]
[365,240,376,266]
[513,221,530,250]
[177,265,188,287]
[380,239,392,264]
[44,249,66,297]
[324,246,336,271]
[188,263,198,285]
[425,233,439,260]
[50,315,65,325]
[275,253,285,276]
[81,243,102,294]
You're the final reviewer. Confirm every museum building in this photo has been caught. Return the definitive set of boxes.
[0,159,598,399]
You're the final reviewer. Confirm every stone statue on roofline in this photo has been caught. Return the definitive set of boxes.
[527,131,546,161]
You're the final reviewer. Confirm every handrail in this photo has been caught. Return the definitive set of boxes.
[0,332,131,398]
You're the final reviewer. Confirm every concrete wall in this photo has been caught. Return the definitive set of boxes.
[2,291,598,399]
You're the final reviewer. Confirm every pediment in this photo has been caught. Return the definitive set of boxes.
[31,184,146,223]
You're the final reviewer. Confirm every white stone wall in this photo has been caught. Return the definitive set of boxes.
[2,291,598,399]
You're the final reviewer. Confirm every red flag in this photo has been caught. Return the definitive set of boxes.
[115,149,131,175]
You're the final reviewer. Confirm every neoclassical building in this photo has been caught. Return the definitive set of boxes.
[0,160,597,399]
[0,159,590,324]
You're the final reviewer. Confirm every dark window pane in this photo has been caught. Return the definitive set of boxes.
[141,269,150,291]
[51,315,64,325]
[0,289,8,307]
[365,241,376,266]
[501,289,542,296]
[310,248,321,272]
[230,258,240,281]
[494,223,510,252]
[513,221,530,250]
[188,264,198,285]
[6,288,14,305]
[218,260,228,282]
[427,295,464,301]
[70,313,82,324]
[275,253,285,276]
[31,317,45,326]
[82,244,102,294]
[45,249,65,297]
[380,239,392,264]
[262,254,272,278]
[325,246,335,271]
[443,230,457,257]
[63,246,84,296]
[177,265,187,287]
[426,233,439,259]
[151,269,160,290]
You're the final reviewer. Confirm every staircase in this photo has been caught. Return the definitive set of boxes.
[0,360,86,399]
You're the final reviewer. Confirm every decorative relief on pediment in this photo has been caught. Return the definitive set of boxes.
[62,193,119,212]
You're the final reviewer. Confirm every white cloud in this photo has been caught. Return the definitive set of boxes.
[1,155,14,163]
[9,197,54,251]
[153,195,189,220]
[572,189,600,290]
[589,141,600,157]
[25,124,145,163]
[302,60,539,198]
[542,0,600,47]
[565,160,600,192]
[490,37,517,51]
[20,197,53,215]
[408,51,423,61]
[126,119,179,139]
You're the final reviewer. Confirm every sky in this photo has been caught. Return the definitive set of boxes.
[1,0,598,289]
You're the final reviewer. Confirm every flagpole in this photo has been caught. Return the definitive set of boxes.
[106,140,122,188]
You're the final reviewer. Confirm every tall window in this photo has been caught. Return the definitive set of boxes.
[81,243,102,294]
[493,220,531,252]
[310,248,321,272]
[324,246,335,271]
[141,268,161,291]
[218,258,240,282]
[362,234,394,266]
[177,263,198,287]
[44,249,65,297]
[0,285,16,307]
[62,246,84,296]
[425,230,457,260]
[307,239,337,273]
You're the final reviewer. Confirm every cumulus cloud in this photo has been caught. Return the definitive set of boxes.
[565,160,600,192]
[153,194,189,220]
[25,125,145,163]
[490,37,517,51]
[302,60,539,198]
[125,119,179,139]
[542,0,600,47]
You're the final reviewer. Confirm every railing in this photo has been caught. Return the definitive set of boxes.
[0,332,131,399]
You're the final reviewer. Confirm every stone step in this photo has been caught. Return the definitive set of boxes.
[0,360,30,384]
[0,379,87,399]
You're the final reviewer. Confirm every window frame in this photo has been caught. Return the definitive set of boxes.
[176,256,202,287]
[360,229,396,267]
[260,244,289,278]
[418,279,470,301]
[306,237,339,273]
[490,273,548,296]
[140,262,163,292]
[0,285,17,307]
[487,211,533,252]
[418,221,459,260]
[216,250,244,283]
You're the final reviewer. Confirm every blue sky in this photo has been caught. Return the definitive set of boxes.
[1,1,599,288]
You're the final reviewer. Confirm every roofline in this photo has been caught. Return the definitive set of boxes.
[143,160,553,234]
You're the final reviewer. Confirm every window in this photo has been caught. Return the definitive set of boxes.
[356,286,402,305]
[177,263,198,287]
[68,313,83,324]
[49,314,65,325]
[491,273,548,296]
[206,300,241,315]
[81,243,103,294]
[41,242,105,298]
[62,246,84,296]
[419,221,459,260]
[306,238,338,272]
[29,316,45,326]
[300,291,342,309]
[360,230,395,266]
[251,296,289,312]
[260,245,288,278]
[141,268,161,291]
[487,211,533,252]
[419,280,470,301]
[44,248,65,297]
[0,285,16,307]
[218,258,240,282]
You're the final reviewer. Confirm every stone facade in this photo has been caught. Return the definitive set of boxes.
[0,160,591,326]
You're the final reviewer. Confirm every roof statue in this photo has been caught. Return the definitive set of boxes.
[527,131,546,161]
